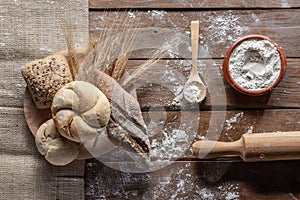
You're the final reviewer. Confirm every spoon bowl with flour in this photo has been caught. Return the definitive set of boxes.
[223,35,287,96]
[183,20,206,103]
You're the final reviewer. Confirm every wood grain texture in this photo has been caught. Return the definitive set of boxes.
[86,4,300,200]
[193,132,300,162]
[89,0,300,9]
[144,109,300,157]
[90,109,300,161]
[85,109,300,199]
[1,0,299,198]
[126,59,300,110]
[85,160,300,199]
[90,9,300,58]
[3,58,300,110]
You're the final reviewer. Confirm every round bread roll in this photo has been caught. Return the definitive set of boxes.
[35,119,79,166]
[52,81,111,143]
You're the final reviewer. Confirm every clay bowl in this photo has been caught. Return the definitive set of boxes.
[222,35,287,96]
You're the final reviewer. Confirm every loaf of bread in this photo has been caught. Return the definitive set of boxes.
[21,54,73,109]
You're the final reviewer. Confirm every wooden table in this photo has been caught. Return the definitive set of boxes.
[85,1,300,199]
[1,1,300,199]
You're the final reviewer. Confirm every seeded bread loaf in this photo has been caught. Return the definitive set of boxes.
[21,54,73,109]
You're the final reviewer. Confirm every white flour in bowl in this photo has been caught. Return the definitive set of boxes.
[229,39,281,91]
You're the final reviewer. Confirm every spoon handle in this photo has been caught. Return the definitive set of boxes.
[192,131,300,162]
[191,21,199,74]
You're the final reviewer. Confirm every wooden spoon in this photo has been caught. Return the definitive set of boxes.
[192,131,300,162]
[183,20,206,103]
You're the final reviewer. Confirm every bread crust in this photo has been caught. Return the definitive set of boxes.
[22,54,73,109]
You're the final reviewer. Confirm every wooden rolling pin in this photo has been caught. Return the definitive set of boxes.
[192,132,300,162]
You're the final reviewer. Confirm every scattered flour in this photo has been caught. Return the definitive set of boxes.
[196,135,207,140]
[225,192,240,200]
[39,47,53,53]
[245,125,254,134]
[197,188,215,200]
[86,161,241,199]
[225,112,244,132]
[229,39,281,91]
[149,10,167,20]
[281,0,291,8]
[150,129,189,160]
[128,11,136,19]
[204,11,244,57]
[170,84,184,107]
[171,93,183,107]
[160,69,177,82]
[218,183,240,200]
[251,13,260,24]
[173,85,184,97]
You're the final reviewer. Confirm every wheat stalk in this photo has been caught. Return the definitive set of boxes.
[121,50,168,88]
[111,16,138,81]
[59,18,79,79]
[77,11,139,84]
[65,27,79,79]
[64,11,167,88]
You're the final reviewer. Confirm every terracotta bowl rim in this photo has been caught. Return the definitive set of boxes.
[222,34,287,96]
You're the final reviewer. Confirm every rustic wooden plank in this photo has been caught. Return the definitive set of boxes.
[87,4,300,200]
[92,109,300,162]
[126,59,300,110]
[85,108,300,199]
[90,9,300,58]
[2,106,271,167]
[143,109,300,142]
[89,0,300,9]
[85,160,300,199]
[2,58,300,110]
[4,10,299,109]
[8,93,299,169]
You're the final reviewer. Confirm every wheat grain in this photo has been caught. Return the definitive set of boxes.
[122,50,167,88]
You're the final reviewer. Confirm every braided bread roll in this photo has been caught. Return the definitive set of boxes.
[52,81,111,143]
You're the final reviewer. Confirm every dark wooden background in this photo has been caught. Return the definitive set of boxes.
[85,1,300,199]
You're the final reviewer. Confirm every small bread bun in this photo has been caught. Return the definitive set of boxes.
[35,119,79,166]
[21,54,73,110]
[52,81,111,143]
